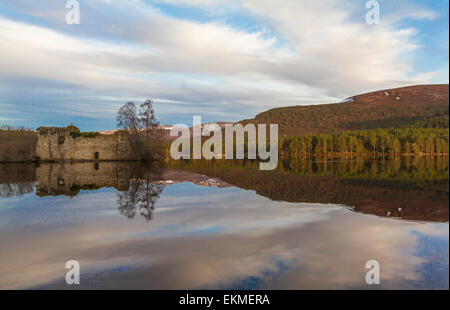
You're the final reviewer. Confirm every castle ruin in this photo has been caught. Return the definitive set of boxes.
[36,127,133,162]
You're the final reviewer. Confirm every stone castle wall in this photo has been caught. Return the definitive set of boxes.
[36,127,133,162]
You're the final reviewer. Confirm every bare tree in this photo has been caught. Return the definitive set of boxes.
[140,100,157,135]
[117,102,140,135]
[117,100,164,160]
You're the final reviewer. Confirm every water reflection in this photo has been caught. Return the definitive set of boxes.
[168,157,449,222]
[118,180,164,222]
[35,162,136,197]
[0,158,448,289]
[0,157,448,222]
[0,164,35,198]
[0,183,447,289]
[0,183,34,198]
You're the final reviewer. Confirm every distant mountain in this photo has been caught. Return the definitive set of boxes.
[99,122,235,141]
[241,84,449,136]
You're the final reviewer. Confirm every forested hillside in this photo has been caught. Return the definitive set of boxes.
[241,84,449,136]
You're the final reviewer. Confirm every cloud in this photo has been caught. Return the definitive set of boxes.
[0,0,446,127]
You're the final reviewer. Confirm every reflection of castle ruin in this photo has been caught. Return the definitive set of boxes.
[35,162,231,197]
[34,162,230,222]
[36,162,134,197]
[35,162,165,222]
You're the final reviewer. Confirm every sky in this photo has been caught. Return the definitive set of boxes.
[0,0,448,131]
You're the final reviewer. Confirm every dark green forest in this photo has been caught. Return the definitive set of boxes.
[184,125,449,159]
[280,127,449,158]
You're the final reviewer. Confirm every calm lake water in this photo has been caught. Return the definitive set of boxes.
[0,157,448,289]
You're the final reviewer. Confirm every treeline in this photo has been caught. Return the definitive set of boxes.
[280,127,449,158]
[0,126,37,162]
[409,115,449,129]
[164,126,449,160]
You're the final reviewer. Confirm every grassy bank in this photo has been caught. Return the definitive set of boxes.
[0,127,37,162]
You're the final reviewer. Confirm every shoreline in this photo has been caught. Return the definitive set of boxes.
[1,153,448,164]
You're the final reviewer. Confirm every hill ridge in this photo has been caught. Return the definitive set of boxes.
[242,84,449,136]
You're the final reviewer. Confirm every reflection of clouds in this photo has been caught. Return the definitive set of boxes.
[0,183,448,289]
[0,182,35,198]
[153,185,341,237]
[0,189,118,229]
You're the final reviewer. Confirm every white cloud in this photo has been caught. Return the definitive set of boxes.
[0,0,445,125]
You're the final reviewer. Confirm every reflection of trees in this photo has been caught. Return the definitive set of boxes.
[0,164,36,197]
[0,182,35,198]
[117,168,164,222]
